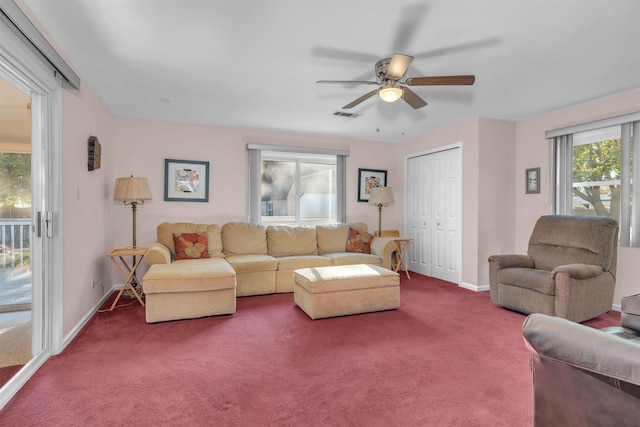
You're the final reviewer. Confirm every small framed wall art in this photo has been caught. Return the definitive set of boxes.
[525,167,540,194]
[87,136,101,171]
[358,168,387,202]
[164,159,210,202]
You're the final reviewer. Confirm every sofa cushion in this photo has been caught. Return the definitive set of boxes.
[316,222,368,254]
[143,258,235,293]
[225,254,278,273]
[276,255,332,270]
[498,267,556,295]
[157,222,223,258]
[324,252,382,266]
[346,226,373,254]
[222,222,268,256]
[173,232,211,260]
[267,225,318,257]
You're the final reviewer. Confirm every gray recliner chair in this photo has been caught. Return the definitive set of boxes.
[489,215,618,322]
[522,294,640,426]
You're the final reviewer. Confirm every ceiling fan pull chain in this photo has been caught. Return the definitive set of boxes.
[376,102,380,132]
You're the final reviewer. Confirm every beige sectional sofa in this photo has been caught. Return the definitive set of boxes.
[142,221,397,322]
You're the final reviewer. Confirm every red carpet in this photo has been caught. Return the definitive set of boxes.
[0,365,22,388]
[0,274,619,426]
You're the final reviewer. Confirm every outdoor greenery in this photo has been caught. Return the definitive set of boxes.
[573,139,622,218]
[0,153,31,208]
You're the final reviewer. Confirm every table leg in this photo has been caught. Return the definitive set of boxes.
[108,256,145,310]
[394,241,411,280]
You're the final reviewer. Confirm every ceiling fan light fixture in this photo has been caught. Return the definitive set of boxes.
[378,86,403,103]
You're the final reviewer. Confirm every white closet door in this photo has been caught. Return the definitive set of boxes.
[406,147,461,283]
[407,152,431,276]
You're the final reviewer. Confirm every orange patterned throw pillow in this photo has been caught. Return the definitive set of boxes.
[173,232,211,260]
[346,227,373,254]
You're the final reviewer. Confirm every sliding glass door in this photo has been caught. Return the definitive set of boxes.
[0,75,33,388]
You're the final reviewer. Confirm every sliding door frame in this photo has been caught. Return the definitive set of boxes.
[0,17,63,409]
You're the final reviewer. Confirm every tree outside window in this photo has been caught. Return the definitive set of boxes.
[572,137,622,219]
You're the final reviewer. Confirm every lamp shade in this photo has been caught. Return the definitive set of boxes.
[113,176,152,203]
[369,187,394,206]
[378,86,403,103]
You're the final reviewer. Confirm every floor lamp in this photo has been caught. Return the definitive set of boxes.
[113,175,152,288]
[369,187,394,237]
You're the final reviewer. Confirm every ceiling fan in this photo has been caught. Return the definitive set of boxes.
[317,53,475,110]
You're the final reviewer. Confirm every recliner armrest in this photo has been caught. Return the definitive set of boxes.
[551,263,603,280]
[522,313,640,386]
[488,254,534,269]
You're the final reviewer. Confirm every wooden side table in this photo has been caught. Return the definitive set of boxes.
[392,238,413,279]
[106,246,147,311]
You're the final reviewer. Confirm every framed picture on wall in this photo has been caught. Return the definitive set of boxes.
[358,168,387,202]
[164,159,210,202]
[526,167,540,194]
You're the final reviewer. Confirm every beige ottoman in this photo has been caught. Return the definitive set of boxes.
[293,264,400,320]
[143,258,236,323]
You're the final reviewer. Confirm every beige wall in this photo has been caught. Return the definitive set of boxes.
[61,74,114,336]
[477,119,516,287]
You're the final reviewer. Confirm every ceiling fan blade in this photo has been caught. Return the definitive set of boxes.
[402,88,428,109]
[412,38,500,61]
[311,46,380,63]
[392,3,428,53]
[316,80,378,85]
[406,75,476,86]
[387,53,414,79]
[342,90,377,109]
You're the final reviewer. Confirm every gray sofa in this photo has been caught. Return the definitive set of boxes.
[489,215,618,322]
[522,294,640,426]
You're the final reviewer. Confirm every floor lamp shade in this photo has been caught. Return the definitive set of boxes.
[369,187,394,237]
[113,176,152,204]
[113,176,152,248]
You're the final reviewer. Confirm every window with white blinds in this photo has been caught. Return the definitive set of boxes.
[549,112,640,246]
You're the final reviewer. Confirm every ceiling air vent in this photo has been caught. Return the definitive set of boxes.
[333,111,361,119]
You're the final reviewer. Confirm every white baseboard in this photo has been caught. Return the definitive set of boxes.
[460,282,490,292]
[60,285,119,352]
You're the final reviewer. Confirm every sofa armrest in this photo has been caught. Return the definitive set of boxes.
[370,237,397,270]
[144,241,172,265]
[551,263,603,280]
[488,254,534,269]
[522,313,640,386]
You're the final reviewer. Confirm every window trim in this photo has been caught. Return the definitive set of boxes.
[545,112,640,139]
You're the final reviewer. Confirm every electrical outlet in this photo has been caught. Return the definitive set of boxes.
[91,275,96,288]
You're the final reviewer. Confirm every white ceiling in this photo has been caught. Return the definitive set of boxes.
[20,0,640,143]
